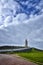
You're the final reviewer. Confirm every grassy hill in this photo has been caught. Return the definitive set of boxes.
[0,46,24,49]
[15,48,43,65]
[0,47,43,65]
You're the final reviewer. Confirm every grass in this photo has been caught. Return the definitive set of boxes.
[15,48,43,65]
[0,48,43,65]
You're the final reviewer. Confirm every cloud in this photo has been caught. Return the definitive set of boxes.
[0,13,43,49]
[34,38,43,42]
[0,0,43,49]
[0,0,43,29]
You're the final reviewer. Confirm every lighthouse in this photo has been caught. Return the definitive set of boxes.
[25,39,28,48]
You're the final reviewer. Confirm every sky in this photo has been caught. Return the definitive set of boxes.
[0,0,43,50]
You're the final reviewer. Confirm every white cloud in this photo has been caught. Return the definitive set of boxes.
[33,38,43,42]
[0,0,43,29]
[14,13,28,23]
[0,0,43,49]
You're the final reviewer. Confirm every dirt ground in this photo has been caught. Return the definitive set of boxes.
[0,54,37,65]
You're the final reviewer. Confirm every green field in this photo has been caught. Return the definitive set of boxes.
[16,48,43,65]
[0,48,43,65]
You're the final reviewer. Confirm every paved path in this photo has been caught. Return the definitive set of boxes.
[0,54,37,65]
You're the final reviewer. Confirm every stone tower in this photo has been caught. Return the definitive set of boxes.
[25,39,28,48]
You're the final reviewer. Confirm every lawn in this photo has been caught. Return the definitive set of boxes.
[16,48,43,65]
[0,48,43,65]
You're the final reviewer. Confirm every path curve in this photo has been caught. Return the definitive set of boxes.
[0,54,37,65]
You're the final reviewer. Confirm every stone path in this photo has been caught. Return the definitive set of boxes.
[0,54,37,65]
